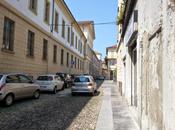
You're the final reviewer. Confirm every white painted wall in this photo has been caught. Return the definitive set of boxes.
[6,0,84,58]
[162,1,175,130]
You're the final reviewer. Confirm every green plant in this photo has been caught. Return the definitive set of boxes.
[117,4,125,25]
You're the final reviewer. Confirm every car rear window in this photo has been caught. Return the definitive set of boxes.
[74,77,90,82]
[37,76,53,81]
[0,75,3,80]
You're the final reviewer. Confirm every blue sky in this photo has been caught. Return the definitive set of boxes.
[64,0,118,59]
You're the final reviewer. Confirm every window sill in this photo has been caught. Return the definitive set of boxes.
[54,29,58,33]
[29,8,38,16]
[44,20,50,26]
[26,55,34,59]
[42,58,48,62]
[1,48,15,54]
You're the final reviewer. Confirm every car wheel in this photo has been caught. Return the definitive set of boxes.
[4,94,14,106]
[33,90,40,99]
[53,87,57,94]
[71,92,75,96]
[61,85,64,90]
[91,90,95,96]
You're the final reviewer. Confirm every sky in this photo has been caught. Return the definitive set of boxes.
[64,0,118,59]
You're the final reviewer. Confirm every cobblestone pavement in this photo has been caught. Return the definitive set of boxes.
[0,80,104,130]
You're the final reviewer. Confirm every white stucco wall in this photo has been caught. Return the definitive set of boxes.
[162,1,175,130]
[6,0,84,58]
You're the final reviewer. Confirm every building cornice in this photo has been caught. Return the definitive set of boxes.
[59,0,87,42]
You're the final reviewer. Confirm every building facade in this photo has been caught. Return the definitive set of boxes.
[117,0,175,130]
[101,61,109,79]
[78,21,101,77]
[0,0,98,78]
[106,45,117,80]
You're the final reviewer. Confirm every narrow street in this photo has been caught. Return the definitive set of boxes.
[0,80,139,130]
[0,80,103,130]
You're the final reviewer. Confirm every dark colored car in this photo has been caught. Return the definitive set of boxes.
[56,73,70,88]
[96,76,105,80]
[67,74,77,87]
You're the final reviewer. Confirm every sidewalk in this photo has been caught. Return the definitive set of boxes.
[96,80,139,130]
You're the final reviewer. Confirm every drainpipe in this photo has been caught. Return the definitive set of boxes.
[51,0,55,33]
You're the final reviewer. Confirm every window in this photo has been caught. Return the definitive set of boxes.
[27,30,35,57]
[61,49,64,65]
[80,42,82,53]
[62,19,65,38]
[78,40,81,52]
[53,45,57,63]
[71,31,74,46]
[67,52,69,67]
[54,11,58,32]
[75,36,78,49]
[74,77,90,82]
[0,75,2,80]
[43,39,48,60]
[67,27,70,43]
[78,59,79,69]
[2,17,15,51]
[44,0,50,24]
[80,60,81,70]
[29,0,37,14]
[109,60,117,65]
[6,75,19,83]
[71,55,73,68]
[18,75,31,83]
[37,76,53,81]
[75,57,77,68]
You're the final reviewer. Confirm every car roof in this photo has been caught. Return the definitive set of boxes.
[38,74,57,77]
[75,75,92,78]
[0,73,29,76]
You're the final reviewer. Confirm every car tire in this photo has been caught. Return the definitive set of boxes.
[53,87,57,94]
[4,94,14,106]
[71,92,75,96]
[61,85,64,90]
[33,90,40,99]
[91,91,95,96]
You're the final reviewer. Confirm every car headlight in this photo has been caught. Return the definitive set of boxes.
[88,86,93,89]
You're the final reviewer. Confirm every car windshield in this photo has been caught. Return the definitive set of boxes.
[37,76,53,81]
[0,75,3,80]
[74,77,90,82]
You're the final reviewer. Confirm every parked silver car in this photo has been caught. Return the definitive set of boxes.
[0,74,40,106]
[36,75,64,94]
[71,75,97,96]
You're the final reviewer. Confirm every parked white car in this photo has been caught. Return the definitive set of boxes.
[36,75,64,94]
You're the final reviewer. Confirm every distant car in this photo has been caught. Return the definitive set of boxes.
[71,75,97,96]
[36,75,64,94]
[56,73,68,87]
[0,73,40,106]
[96,76,105,80]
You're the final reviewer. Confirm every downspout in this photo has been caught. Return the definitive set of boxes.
[51,0,55,33]
[47,0,55,74]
